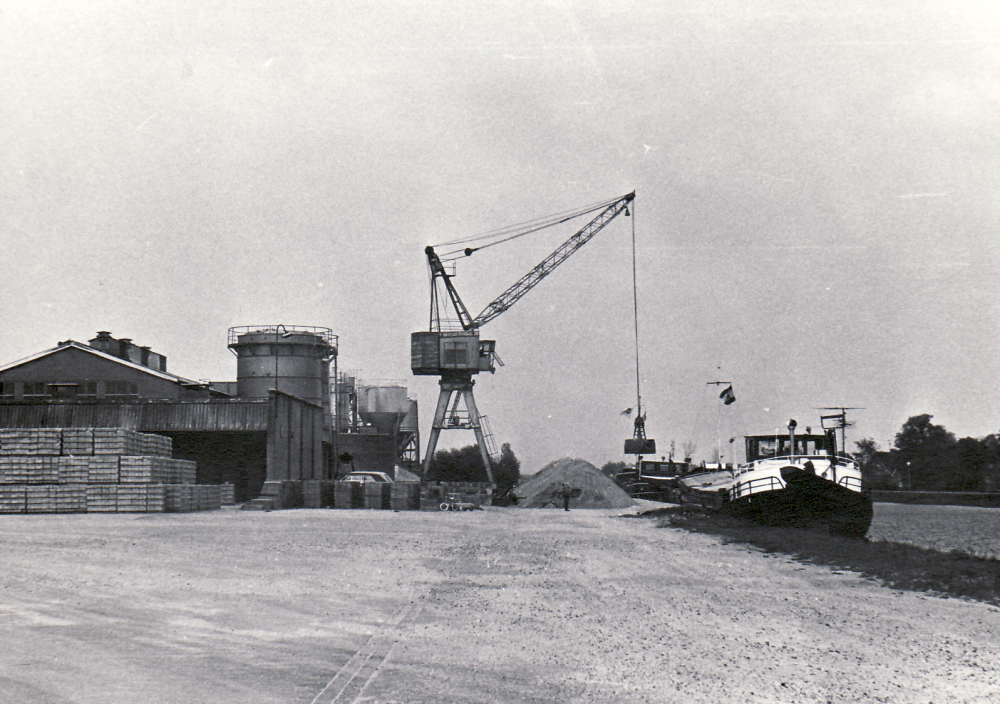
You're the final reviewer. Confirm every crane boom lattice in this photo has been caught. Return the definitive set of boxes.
[474,193,634,327]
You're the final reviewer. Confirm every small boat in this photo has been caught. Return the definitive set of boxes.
[727,416,872,537]
[676,466,734,510]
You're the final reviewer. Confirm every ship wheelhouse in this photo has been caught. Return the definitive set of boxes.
[733,430,863,499]
[744,432,842,464]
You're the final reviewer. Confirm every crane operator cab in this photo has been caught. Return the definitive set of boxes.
[411,331,497,376]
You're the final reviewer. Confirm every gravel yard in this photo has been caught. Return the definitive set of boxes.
[1,505,998,704]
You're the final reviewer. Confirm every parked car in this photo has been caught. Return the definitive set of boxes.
[340,471,393,484]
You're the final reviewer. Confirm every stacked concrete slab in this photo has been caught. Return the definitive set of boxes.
[390,482,421,511]
[0,428,231,514]
[333,481,362,509]
[419,482,493,511]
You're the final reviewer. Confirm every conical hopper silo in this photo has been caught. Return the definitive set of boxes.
[356,384,409,435]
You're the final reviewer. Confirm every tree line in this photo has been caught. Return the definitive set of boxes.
[857,414,1000,492]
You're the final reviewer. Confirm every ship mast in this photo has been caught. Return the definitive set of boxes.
[707,380,735,469]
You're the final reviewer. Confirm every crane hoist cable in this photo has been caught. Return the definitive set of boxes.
[631,197,642,423]
[424,192,634,331]
[433,196,624,261]
[623,198,655,458]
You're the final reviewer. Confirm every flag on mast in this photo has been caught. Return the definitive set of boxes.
[719,385,736,405]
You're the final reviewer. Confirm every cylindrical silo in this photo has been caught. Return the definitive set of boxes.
[228,326,338,418]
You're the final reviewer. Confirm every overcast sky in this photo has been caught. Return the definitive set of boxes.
[3,1,998,472]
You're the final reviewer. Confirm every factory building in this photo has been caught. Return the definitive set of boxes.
[0,328,418,503]
[334,374,420,475]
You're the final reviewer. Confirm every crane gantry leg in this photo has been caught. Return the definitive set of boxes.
[422,375,494,483]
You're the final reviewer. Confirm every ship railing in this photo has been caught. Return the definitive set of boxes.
[737,454,858,477]
[731,475,785,499]
[837,475,864,492]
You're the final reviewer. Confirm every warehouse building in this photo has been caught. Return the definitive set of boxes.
[0,329,417,502]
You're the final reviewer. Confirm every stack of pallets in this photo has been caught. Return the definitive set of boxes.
[119,456,197,484]
[116,484,167,513]
[390,482,421,511]
[0,457,30,484]
[87,456,120,484]
[62,429,94,455]
[57,486,87,513]
[93,428,144,456]
[334,481,363,509]
[29,457,60,484]
[0,427,222,514]
[363,482,391,509]
[163,484,230,512]
[419,481,494,510]
[58,457,90,483]
[140,433,173,457]
[0,429,62,456]
[0,485,26,513]
[26,485,58,513]
[86,485,118,513]
[23,484,86,513]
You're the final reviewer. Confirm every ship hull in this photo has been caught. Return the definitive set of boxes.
[727,467,873,537]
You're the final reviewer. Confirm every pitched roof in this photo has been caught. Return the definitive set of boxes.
[0,341,206,387]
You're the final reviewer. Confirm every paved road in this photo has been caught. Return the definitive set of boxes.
[1,506,998,703]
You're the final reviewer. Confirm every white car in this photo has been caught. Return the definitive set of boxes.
[340,471,393,484]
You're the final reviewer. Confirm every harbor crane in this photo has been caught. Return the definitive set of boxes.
[411,191,636,481]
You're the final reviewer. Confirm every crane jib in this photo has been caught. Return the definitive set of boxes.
[473,192,634,327]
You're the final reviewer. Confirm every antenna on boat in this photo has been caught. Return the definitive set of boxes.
[818,407,863,455]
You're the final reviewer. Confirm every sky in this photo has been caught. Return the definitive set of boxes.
[2,0,999,473]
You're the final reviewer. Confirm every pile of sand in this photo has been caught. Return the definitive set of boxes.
[512,458,635,509]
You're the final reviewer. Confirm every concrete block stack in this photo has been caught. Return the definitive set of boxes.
[58,456,89,483]
[333,481,363,509]
[419,481,493,511]
[93,428,145,455]
[0,486,26,512]
[0,428,225,514]
[86,485,118,513]
[390,482,421,511]
[164,484,227,512]
[62,429,95,455]
[119,456,197,484]
[363,481,391,509]
[419,482,445,511]
[302,480,337,509]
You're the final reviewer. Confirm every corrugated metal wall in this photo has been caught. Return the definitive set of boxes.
[266,391,325,481]
[0,399,270,431]
[0,393,325,493]
[139,399,271,432]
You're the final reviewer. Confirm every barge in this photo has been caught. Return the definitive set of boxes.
[727,417,872,537]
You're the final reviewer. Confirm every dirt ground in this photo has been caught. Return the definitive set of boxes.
[1,504,998,704]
